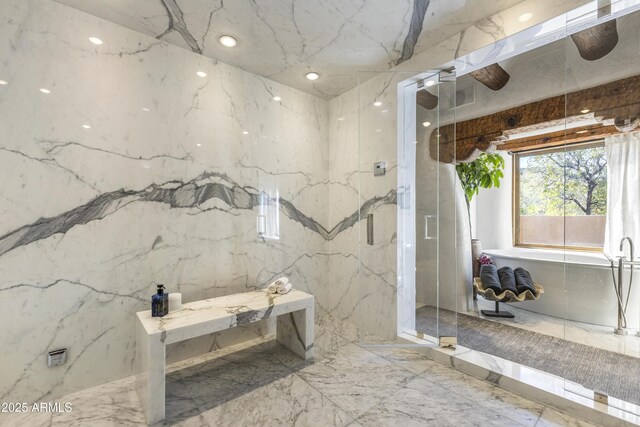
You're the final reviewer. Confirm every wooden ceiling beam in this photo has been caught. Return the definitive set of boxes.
[416,89,438,110]
[571,20,619,61]
[469,63,510,91]
[430,74,640,163]
[499,124,618,152]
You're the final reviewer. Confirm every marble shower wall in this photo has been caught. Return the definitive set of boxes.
[0,0,338,402]
[325,72,406,341]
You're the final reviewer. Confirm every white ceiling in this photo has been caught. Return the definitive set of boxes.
[56,0,525,99]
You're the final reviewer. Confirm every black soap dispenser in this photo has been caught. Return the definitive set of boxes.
[151,284,168,317]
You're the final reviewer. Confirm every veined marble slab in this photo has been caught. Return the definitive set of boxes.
[0,0,333,403]
[137,289,314,345]
[136,289,314,425]
[54,0,526,99]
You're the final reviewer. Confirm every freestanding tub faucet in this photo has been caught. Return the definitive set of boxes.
[620,236,634,262]
[613,237,635,335]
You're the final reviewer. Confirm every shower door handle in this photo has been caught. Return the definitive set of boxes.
[424,215,436,240]
[367,214,374,245]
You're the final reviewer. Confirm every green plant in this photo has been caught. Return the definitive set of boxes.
[456,153,506,283]
[456,153,506,209]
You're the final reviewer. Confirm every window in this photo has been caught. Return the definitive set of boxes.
[514,142,607,250]
[257,190,280,240]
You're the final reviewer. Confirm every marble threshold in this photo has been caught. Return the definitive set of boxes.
[390,331,640,427]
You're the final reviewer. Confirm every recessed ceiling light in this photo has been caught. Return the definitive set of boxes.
[196,143,202,147]
[39,88,51,94]
[518,12,533,22]
[373,101,382,107]
[305,72,319,81]
[89,37,103,45]
[242,131,249,135]
[219,35,237,47]
[337,117,344,121]
[375,129,382,133]
[273,96,281,101]
[196,71,207,77]
[425,80,436,87]
[422,121,431,127]
[581,108,590,114]
[142,107,151,112]
[82,124,91,129]
[0,80,7,85]
[381,109,389,113]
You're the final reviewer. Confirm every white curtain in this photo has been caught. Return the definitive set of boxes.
[604,131,640,257]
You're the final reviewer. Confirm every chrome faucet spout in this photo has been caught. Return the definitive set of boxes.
[620,237,634,262]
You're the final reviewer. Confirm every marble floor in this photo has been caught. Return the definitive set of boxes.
[473,299,640,358]
[1,318,596,427]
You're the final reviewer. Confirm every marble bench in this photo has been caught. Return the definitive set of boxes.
[135,289,314,425]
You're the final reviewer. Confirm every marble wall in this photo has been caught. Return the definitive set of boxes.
[325,72,407,340]
[0,0,340,402]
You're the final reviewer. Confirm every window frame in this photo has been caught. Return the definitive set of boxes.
[512,140,606,252]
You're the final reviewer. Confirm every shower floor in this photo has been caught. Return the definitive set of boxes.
[416,304,640,406]
[0,316,593,427]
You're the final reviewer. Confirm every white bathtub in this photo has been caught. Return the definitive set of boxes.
[484,248,640,329]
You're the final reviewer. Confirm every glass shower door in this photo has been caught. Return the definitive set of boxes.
[414,70,461,343]
[355,69,459,345]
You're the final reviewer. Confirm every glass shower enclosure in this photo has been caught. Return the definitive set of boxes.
[355,69,460,346]
[353,0,640,418]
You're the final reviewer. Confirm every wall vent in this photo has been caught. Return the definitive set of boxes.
[443,84,476,109]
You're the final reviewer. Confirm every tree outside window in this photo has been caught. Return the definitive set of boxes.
[516,142,607,249]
